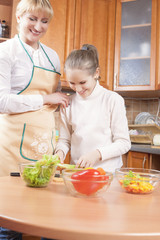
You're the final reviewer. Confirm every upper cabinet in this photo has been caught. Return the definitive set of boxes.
[114,0,158,97]
[10,0,19,37]
[0,0,13,42]
[40,0,76,88]
[41,0,116,89]
[0,0,20,41]
[73,0,116,90]
[1,0,116,90]
[3,0,160,96]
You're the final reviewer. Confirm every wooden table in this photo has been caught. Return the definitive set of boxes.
[0,176,160,240]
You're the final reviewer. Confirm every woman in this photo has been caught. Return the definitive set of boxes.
[0,0,69,177]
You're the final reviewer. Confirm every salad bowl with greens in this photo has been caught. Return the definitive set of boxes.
[19,154,60,187]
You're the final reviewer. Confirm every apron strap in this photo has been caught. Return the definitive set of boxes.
[18,34,57,72]
[40,44,56,71]
[18,34,34,64]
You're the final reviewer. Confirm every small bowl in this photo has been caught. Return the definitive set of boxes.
[19,162,57,187]
[62,168,113,198]
[115,168,160,194]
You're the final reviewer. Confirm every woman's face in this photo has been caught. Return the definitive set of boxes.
[17,10,50,49]
[66,69,98,98]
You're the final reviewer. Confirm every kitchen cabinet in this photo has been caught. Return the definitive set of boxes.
[10,0,19,36]
[127,151,152,169]
[130,144,160,170]
[114,0,158,97]
[0,0,13,42]
[73,0,116,90]
[0,0,19,41]
[40,0,76,88]
[40,0,116,90]
[2,0,116,90]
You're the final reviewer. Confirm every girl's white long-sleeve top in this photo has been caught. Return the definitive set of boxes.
[0,35,61,114]
[55,81,131,172]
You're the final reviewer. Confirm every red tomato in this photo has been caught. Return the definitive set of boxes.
[71,169,108,196]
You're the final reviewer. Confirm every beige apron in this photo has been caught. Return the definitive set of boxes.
[0,39,60,176]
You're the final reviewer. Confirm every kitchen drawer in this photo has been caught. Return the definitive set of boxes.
[127,151,152,169]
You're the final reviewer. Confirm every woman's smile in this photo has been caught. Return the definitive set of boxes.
[30,29,41,35]
[17,10,50,49]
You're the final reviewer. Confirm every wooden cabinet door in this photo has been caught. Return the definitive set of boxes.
[41,0,116,90]
[74,0,116,90]
[11,0,76,88]
[0,0,13,42]
[127,151,152,169]
[41,0,76,87]
[114,0,157,93]
[10,0,116,90]
[45,0,116,90]
[11,0,19,37]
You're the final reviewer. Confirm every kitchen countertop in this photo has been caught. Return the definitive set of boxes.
[0,176,160,240]
[131,144,160,155]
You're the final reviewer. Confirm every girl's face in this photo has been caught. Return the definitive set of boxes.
[66,69,98,98]
[17,10,50,49]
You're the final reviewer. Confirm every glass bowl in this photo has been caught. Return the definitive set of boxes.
[19,162,57,188]
[62,168,113,198]
[115,168,160,194]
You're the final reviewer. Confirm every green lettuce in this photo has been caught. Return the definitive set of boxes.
[22,154,60,187]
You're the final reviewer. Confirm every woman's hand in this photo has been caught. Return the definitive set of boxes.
[43,92,69,108]
[76,150,102,168]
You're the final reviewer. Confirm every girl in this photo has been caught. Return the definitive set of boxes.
[0,0,69,177]
[55,44,131,171]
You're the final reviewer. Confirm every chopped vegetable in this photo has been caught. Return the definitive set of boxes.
[97,167,106,175]
[71,168,108,196]
[56,163,76,172]
[119,170,154,194]
[22,154,60,187]
[85,167,94,170]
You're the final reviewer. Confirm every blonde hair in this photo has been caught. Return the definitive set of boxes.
[16,0,53,20]
[64,44,100,78]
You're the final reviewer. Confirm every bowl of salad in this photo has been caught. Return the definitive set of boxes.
[19,154,60,187]
[115,168,160,194]
[62,168,113,198]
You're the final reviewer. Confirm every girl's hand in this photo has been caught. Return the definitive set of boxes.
[76,150,102,168]
[54,150,65,163]
[43,92,69,108]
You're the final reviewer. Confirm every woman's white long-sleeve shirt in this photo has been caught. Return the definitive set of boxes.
[55,81,131,172]
[0,35,61,114]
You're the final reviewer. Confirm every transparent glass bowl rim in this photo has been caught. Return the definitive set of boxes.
[19,162,57,172]
[115,167,160,182]
[62,168,113,183]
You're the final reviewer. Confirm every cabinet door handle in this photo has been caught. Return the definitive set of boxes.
[142,157,146,168]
